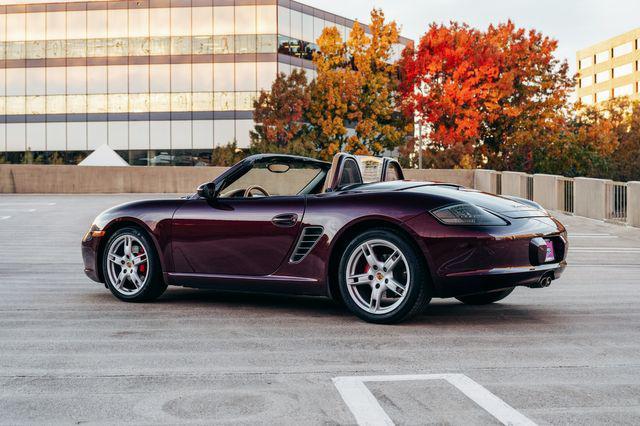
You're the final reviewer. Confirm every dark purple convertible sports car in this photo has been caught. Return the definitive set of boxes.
[82,153,567,324]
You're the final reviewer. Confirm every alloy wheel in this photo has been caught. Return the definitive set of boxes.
[106,234,149,296]
[345,239,411,315]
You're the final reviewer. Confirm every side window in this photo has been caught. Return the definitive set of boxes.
[338,159,363,188]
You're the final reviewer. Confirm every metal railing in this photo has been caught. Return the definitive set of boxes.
[559,177,574,214]
[525,175,534,201]
[605,181,628,222]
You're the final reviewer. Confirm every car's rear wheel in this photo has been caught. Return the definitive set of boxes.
[338,229,431,324]
[455,288,514,305]
[102,227,167,302]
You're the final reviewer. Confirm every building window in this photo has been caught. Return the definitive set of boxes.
[596,90,610,102]
[580,75,593,88]
[278,6,290,37]
[595,70,610,83]
[613,42,633,58]
[613,63,633,78]
[595,50,610,64]
[613,84,633,97]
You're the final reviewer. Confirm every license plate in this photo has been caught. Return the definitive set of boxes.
[544,239,555,262]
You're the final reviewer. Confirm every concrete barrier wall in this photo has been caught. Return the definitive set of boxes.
[474,169,498,193]
[501,172,527,197]
[533,174,562,211]
[403,169,475,188]
[1,164,476,194]
[0,164,227,194]
[628,182,640,227]
[574,177,611,219]
[2,164,639,228]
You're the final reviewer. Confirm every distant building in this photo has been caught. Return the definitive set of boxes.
[0,0,410,166]
[576,28,640,105]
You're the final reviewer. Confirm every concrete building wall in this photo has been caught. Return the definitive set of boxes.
[576,28,640,105]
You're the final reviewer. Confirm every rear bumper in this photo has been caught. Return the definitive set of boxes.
[435,261,566,298]
[404,214,568,298]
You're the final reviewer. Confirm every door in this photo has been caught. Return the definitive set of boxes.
[171,196,305,276]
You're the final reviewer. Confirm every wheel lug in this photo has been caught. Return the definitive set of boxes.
[375,283,380,289]
[373,265,378,270]
[383,267,387,272]
[385,279,388,283]
[368,275,374,280]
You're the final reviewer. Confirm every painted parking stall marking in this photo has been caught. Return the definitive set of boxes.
[570,233,617,239]
[333,374,536,426]
[570,247,640,252]
[0,202,56,221]
[0,202,56,207]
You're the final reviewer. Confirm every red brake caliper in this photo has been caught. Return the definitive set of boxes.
[138,246,146,274]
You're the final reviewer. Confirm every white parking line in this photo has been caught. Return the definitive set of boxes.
[0,216,10,220]
[570,234,617,239]
[333,374,536,426]
[570,247,640,253]
[0,208,36,212]
[0,202,56,207]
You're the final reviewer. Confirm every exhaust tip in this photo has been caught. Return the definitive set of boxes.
[531,272,554,288]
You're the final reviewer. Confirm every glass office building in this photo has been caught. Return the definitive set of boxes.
[0,0,410,166]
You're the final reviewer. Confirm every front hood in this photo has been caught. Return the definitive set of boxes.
[404,183,549,218]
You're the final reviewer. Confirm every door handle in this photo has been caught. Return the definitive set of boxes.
[272,213,298,227]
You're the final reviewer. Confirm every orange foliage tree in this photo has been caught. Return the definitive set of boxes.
[308,9,411,160]
[400,21,574,171]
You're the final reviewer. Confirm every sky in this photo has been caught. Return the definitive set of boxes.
[304,0,640,75]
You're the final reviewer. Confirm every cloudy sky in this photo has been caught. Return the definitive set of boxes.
[305,0,640,74]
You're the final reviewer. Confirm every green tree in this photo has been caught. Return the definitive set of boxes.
[211,142,246,166]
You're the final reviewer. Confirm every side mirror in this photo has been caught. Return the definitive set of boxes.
[197,182,218,201]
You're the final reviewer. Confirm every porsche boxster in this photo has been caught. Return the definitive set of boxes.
[82,153,567,324]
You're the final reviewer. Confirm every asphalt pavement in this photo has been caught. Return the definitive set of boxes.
[0,194,639,425]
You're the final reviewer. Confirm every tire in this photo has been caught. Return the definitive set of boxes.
[101,226,167,302]
[338,228,431,324]
[455,288,514,305]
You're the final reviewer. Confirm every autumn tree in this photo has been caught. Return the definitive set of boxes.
[250,69,317,157]
[210,142,246,166]
[400,21,573,171]
[308,9,411,160]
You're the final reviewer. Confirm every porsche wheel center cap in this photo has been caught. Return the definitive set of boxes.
[375,272,384,281]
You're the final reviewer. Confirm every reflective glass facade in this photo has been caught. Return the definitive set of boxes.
[0,0,409,165]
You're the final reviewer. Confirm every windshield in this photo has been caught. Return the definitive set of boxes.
[221,160,327,198]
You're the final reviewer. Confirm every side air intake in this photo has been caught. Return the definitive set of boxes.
[290,226,324,263]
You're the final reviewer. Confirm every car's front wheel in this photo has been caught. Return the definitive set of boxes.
[338,229,431,324]
[455,288,514,305]
[102,227,167,302]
